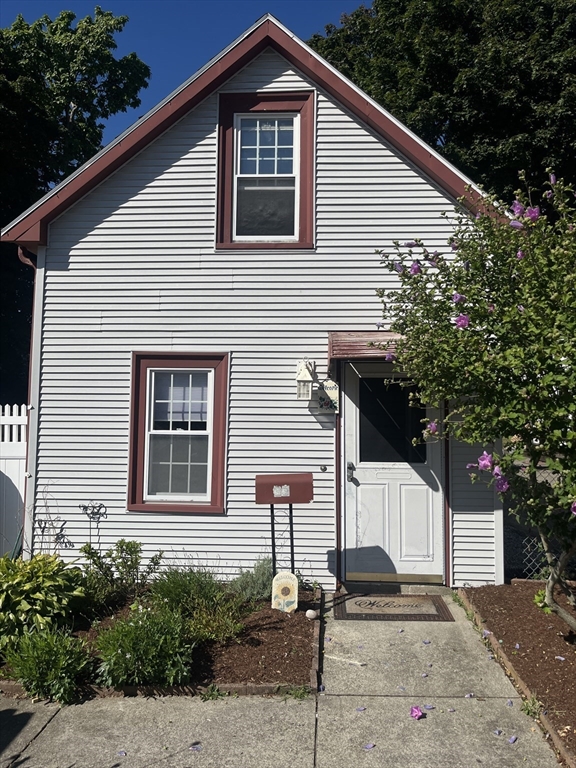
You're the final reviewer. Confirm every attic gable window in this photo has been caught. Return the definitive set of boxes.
[217,91,314,249]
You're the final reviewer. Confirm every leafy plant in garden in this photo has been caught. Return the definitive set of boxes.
[95,603,193,687]
[0,554,84,652]
[4,628,91,704]
[533,589,552,614]
[378,173,576,630]
[150,566,245,642]
[80,539,163,612]
[229,557,273,602]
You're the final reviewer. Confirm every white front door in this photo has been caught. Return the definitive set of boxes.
[343,363,444,583]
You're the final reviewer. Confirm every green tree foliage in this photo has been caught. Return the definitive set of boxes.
[0,7,150,402]
[378,174,576,629]
[308,0,576,201]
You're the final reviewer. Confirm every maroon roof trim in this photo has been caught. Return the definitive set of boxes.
[2,18,478,247]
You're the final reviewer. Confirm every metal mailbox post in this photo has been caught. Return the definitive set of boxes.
[255,473,314,576]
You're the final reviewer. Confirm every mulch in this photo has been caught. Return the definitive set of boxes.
[463,581,576,761]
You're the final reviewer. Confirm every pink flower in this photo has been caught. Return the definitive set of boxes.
[525,206,540,222]
[477,451,493,471]
[516,250,524,259]
[550,173,556,185]
[571,501,576,515]
[385,352,396,362]
[410,261,422,275]
[410,706,424,720]
[452,293,466,303]
[511,200,525,216]
[510,220,524,230]
[488,303,495,312]
[493,466,503,478]
[455,314,470,329]
[427,422,438,434]
[495,476,510,493]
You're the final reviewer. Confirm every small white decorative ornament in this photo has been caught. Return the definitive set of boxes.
[272,571,299,613]
[305,609,317,620]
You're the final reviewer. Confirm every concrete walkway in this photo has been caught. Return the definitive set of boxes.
[0,592,560,768]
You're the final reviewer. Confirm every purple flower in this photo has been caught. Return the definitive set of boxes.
[514,643,520,650]
[494,729,503,736]
[510,220,524,230]
[364,743,376,750]
[466,462,478,469]
[477,451,493,471]
[492,466,503,478]
[455,314,470,329]
[451,241,459,251]
[511,200,525,216]
[423,640,431,645]
[525,206,540,222]
[424,705,435,710]
[427,422,438,434]
[516,250,524,259]
[508,736,518,745]
[394,262,404,273]
[376,321,385,328]
[545,190,553,199]
[403,241,418,248]
[571,501,576,515]
[452,292,466,303]
[495,476,510,493]
[410,261,422,275]
[410,706,424,720]
[385,352,396,362]
[482,629,492,638]
[488,303,495,312]
[506,700,513,707]
[550,173,556,185]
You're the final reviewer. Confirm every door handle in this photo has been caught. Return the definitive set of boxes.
[347,461,355,481]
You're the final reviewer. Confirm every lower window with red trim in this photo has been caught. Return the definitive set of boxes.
[128,352,228,514]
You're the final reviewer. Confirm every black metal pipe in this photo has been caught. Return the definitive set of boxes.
[289,503,295,573]
[270,504,276,577]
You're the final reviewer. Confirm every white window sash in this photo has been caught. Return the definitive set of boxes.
[232,112,300,242]
[143,368,214,502]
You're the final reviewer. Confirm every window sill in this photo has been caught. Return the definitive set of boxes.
[215,241,315,251]
[127,501,225,515]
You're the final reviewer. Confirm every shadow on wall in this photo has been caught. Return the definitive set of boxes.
[0,470,23,556]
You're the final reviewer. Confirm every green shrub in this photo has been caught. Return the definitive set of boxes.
[188,593,245,643]
[0,554,84,653]
[229,558,273,602]
[4,628,92,704]
[95,603,193,686]
[150,566,224,616]
[80,540,163,612]
[150,566,245,643]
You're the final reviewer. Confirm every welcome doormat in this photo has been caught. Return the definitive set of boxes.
[333,593,454,622]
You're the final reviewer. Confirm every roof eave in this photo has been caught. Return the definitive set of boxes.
[1,14,483,247]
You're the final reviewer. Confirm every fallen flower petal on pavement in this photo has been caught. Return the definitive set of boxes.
[410,706,424,720]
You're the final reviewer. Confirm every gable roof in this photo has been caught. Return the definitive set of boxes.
[1,14,482,248]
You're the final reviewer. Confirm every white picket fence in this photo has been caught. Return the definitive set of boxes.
[0,404,27,555]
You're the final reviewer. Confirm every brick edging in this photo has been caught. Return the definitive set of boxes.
[457,588,576,768]
[0,589,323,701]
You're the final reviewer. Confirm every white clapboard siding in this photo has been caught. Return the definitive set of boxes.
[450,439,498,586]
[32,48,483,586]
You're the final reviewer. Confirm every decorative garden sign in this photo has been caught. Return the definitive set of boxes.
[272,571,298,613]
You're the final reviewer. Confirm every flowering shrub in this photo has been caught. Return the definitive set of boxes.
[378,172,576,629]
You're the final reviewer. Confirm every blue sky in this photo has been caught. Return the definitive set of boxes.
[1,0,366,144]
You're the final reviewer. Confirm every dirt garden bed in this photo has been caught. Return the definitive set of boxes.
[462,581,576,765]
[0,590,320,699]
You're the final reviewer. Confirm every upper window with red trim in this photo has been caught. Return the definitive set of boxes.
[128,353,228,514]
[217,92,314,249]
